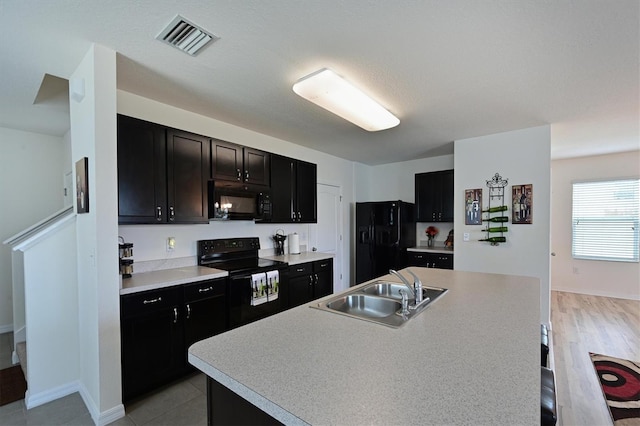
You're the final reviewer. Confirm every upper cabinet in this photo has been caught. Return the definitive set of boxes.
[211,139,270,186]
[415,169,454,222]
[269,154,317,223]
[117,115,210,224]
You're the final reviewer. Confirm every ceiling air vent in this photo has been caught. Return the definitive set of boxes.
[156,15,219,56]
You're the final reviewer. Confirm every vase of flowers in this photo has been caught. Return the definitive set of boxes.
[426,226,439,247]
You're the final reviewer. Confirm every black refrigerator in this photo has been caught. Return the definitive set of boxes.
[355,201,416,285]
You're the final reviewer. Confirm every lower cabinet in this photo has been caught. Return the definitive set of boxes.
[287,259,333,308]
[120,278,227,402]
[408,251,453,270]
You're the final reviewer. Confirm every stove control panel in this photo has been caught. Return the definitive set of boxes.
[198,237,261,256]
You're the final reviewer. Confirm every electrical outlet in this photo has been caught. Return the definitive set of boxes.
[463,233,470,242]
[167,237,175,252]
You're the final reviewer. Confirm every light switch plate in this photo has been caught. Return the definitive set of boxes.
[167,237,175,251]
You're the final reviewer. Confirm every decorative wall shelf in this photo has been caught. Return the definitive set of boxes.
[481,173,509,245]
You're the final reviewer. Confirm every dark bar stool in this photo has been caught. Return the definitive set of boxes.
[541,366,557,426]
[541,324,549,367]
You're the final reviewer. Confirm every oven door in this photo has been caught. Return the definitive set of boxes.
[227,272,283,328]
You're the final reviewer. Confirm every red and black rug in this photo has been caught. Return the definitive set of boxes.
[590,352,640,425]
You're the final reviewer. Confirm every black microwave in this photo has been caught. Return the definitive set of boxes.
[209,181,271,221]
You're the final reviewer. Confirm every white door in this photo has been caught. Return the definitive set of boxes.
[312,183,343,292]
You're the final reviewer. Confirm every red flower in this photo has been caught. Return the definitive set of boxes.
[426,226,439,237]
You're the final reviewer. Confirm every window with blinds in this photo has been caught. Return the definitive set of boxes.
[572,178,639,262]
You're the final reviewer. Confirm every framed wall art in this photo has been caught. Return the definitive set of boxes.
[465,188,482,225]
[75,157,89,214]
[512,184,532,224]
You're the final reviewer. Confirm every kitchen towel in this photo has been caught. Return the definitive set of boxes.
[251,273,268,306]
[266,270,279,302]
[288,233,300,254]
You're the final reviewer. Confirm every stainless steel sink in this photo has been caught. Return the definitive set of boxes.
[311,279,448,328]
[325,294,401,318]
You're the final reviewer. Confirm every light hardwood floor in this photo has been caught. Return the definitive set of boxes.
[551,290,640,426]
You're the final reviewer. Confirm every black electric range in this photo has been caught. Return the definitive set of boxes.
[197,237,288,328]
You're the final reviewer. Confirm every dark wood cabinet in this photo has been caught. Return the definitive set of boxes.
[120,278,227,402]
[211,139,270,186]
[117,115,210,224]
[117,115,167,224]
[183,279,228,349]
[408,251,453,270]
[269,154,317,223]
[120,286,184,402]
[166,129,211,224]
[415,170,454,222]
[287,259,333,308]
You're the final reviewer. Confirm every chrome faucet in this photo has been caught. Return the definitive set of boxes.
[389,268,423,305]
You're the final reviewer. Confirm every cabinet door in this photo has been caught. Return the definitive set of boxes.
[288,263,314,307]
[415,173,435,222]
[408,252,431,267]
[212,139,242,182]
[166,129,210,223]
[117,115,167,224]
[439,170,454,222]
[183,279,227,348]
[433,254,454,270]
[313,259,333,299]
[295,160,317,223]
[243,148,270,186]
[120,287,184,402]
[270,154,295,222]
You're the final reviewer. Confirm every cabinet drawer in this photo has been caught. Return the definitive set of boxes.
[314,259,332,272]
[289,262,312,277]
[121,287,182,318]
[184,278,226,302]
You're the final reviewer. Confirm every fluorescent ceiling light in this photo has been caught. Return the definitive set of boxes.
[292,68,400,132]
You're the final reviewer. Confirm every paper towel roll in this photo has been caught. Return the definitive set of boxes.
[288,233,300,254]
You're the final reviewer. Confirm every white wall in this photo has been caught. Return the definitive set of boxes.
[116,91,355,290]
[551,151,640,300]
[70,44,123,424]
[454,126,551,324]
[0,127,65,331]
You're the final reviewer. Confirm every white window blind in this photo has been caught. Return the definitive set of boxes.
[572,178,639,262]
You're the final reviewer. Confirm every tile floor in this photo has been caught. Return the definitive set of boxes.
[0,333,208,426]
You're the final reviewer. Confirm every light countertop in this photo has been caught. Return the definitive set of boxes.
[188,267,540,425]
[408,245,454,254]
[260,251,334,265]
[120,266,228,295]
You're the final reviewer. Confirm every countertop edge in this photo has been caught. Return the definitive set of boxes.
[188,352,308,426]
[120,267,228,295]
[407,246,454,254]
[260,251,334,266]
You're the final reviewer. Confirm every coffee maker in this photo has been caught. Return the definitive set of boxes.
[272,230,287,256]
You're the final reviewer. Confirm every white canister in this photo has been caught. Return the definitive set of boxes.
[288,233,300,254]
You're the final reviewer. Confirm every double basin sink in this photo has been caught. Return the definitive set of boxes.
[311,279,447,328]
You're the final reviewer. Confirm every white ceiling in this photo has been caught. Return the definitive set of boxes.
[1,0,638,165]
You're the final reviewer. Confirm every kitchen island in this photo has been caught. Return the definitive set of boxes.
[188,267,540,425]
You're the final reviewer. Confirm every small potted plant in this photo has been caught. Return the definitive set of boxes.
[426,226,439,247]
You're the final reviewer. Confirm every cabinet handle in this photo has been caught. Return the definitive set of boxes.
[169,206,175,221]
[143,297,162,305]
[156,207,162,221]
[173,307,178,323]
[245,170,249,181]
[236,169,241,181]
[186,304,191,319]
[314,273,319,284]
[198,286,213,293]
[309,275,314,286]
[415,255,423,259]
[296,268,305,273]
[319,262,327,268]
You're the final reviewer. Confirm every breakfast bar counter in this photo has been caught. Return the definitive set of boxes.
[188,267,540,425]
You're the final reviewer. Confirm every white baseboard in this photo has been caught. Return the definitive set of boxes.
[78,381,125,426]
[0,324,13,334]
[552,286,640,301]
[25,380,79,409]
